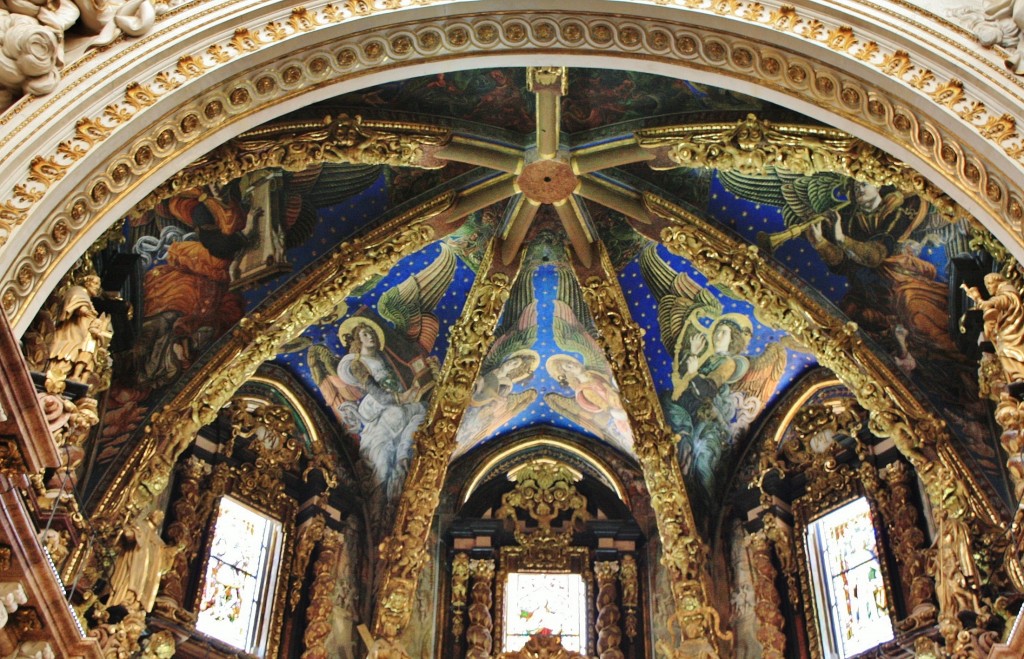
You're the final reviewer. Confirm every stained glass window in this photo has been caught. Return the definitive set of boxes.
[806,496,894,658]
[196,496,281,655]
[503,572,588,653]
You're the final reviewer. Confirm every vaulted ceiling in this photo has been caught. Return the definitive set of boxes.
[76,66,1009,535]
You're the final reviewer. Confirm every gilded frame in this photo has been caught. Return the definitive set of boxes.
[792,478,900,659]
[494,545,596,657]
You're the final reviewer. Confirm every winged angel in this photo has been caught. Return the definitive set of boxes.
[545,267,634,455]
[306,244,455,501]
[639,245,798,504]
[453,269,541,457]
[720,168,960,362]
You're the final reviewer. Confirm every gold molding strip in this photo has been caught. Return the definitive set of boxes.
[638,190,1005,653]
[571,242,730,658]
[130,115,452,218]
[371,235,520,648]
[461,436,627,504]
[635,114,962,220]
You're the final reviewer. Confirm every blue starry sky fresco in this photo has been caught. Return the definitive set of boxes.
[620,243,819,423]
[454,264,634,458]
[272,240,476,422]
[242,173,390,308]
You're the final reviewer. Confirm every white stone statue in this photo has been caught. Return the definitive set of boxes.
[951,0,1024,73]
[0,0,186,109]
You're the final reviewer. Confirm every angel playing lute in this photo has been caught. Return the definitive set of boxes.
[639,244,798,506]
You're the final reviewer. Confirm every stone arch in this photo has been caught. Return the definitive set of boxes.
[1,1,1023,334]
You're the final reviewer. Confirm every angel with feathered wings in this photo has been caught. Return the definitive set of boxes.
[639,245,797,502]
[453,266,541,457]
[544,266,634,455]
[306,244,454,500]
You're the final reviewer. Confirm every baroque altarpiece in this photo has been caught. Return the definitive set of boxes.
[2,3,1024,659]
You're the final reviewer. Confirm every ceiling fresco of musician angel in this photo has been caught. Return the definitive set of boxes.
[55,66,1013,531]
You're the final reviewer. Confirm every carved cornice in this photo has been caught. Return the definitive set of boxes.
[130,115,451,219]
[572,243,728,657]
[636,114,961,219]
[3,5,1024,332]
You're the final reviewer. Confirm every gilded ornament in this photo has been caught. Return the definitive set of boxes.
[745,531,786,659]
[466,559,496,659]
[497,634,586,659]
[131,115,449,220]
[643,191,1002,656]
[371,240,517,647]
[6,10,1024,331]
[92,192,455,552]
[594,561,624,659]
[963,273,1024,390]
[301,530,345,659]
[636,114,958,220]
[450,552,470,639]
[572,243,727,656]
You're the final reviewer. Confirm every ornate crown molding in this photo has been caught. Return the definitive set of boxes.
[1,2,1024,333]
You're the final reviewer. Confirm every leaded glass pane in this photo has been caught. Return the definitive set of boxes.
[503,572,587,653]
[196,497,280,654]
[806,496,894,658]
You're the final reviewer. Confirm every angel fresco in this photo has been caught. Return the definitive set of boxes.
[544,267,634,455]
[719,170,960,363]
[307,244,455,501]
[127,163,382,391]
[453,267,540,457]
[639,245,793,509]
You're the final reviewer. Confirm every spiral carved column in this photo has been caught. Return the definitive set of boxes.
[301,529,344,659]
[153,457,223,621]
[465,558,495,659]
[746,531,786,659]
[450,552,470,656]
[594,561,624,659]
[878,461,937,628]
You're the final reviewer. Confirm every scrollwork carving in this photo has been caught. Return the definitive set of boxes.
[131,116,451,220]
[594,561,624,659]
[300,529,345,659]
[466,559,496,659]
[372,239,516,646]
[619,554,639,641]
[878,461,937,630]
[745,531,786,659]
[572,243,728,657]
[643,191,1000,655]
[636,114,958,220]
[451,552,470,644]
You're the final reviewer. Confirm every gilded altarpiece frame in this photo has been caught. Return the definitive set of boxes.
[494,546,596,657]
[790,456,900,659]
[181,400,306,658]
[489,460,600,657]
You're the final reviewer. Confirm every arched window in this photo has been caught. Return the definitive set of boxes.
[734,389,935,659]
[804,496,894,658]
[445,446,646,658]
[195,495,284,654]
